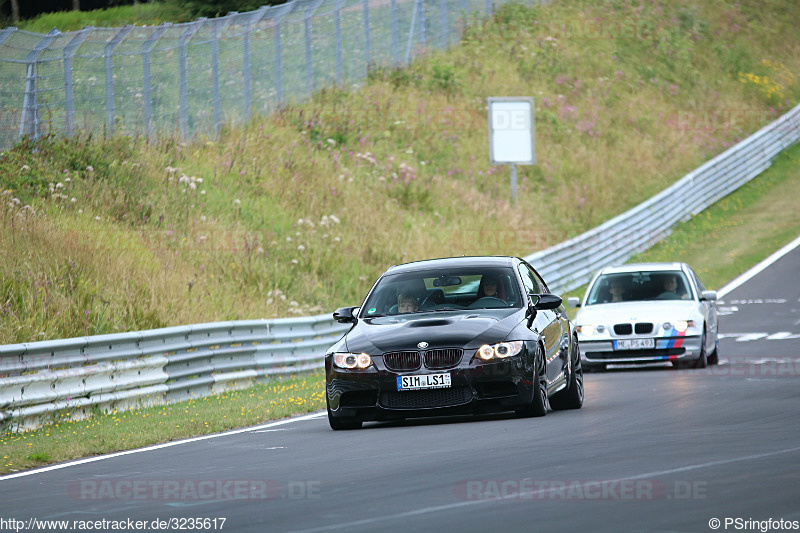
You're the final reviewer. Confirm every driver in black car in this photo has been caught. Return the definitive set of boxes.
[476,274,506,302]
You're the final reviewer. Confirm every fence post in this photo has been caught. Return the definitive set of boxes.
[304,7,314,95]
[104,25,132,137]
[63,27,92,137]
[405,0,417,63]
[178,19,206,140]
[439,0,448,48]
[242,7,269,123]
[19,28,60,141]
[141,23,170,140]
[334,0,343,84]
[363,0,371,67]
[210,16,234,138]
[274,21,283,106]
[418,0,427,47]
[390,0,399,65]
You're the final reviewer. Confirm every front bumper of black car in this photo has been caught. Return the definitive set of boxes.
[325,348,536,422]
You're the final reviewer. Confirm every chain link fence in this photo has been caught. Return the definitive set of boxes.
[0,0,497,150]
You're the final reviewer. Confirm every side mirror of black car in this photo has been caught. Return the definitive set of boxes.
[534,293,563,310]
[333,306,359,323]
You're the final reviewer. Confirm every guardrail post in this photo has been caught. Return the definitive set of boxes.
[141,23,170,140]
[19,28,60,141]
[178,19,206,140]
[104,25,132,137]
[63,27,92,137]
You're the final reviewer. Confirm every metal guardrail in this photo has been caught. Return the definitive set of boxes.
[0,316,349,430]
[526,103,800,294]
[1,104,798,430]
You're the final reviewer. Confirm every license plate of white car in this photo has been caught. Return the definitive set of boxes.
[397,373,451,390]
[615,338,655,350]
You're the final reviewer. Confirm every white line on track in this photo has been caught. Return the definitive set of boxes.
[0,411,325,481]
[287,445,800,533]
[717,234,800,298]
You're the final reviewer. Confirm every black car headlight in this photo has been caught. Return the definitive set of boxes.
[333,352,374,370]
[475,341,524,361]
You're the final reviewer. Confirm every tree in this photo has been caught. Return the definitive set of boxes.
[10,0,20,23]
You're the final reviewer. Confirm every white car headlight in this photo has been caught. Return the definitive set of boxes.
[577,325,594,336]
[476,341,524,360]
[664,320,695,332]
[333,352,373,369]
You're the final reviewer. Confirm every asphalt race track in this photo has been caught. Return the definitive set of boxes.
[1,242,799,533]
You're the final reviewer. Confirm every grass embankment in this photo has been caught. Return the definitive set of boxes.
[1,0,800,472]
[2,0,799,344]
[8,3,193,33]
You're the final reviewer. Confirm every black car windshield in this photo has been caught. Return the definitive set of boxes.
[585,270,692,305]
[361,266,523,317]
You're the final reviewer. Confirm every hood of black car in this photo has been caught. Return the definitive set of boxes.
[343,309,523,353]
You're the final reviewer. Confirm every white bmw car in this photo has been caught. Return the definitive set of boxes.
[568,263,719,371]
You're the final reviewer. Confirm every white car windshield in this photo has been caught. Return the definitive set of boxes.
[585,271,692,305]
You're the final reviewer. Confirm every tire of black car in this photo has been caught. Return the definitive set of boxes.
[327,395,363,430]
[516,343,548,417]
[551,336,584,410]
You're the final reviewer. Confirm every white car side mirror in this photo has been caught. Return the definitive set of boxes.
[701,290,717,301]
[567,297,581,308]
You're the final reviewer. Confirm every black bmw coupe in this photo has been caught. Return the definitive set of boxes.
[325,256,583,429]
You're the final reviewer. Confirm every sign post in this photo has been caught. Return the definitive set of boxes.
[488,97,536,203]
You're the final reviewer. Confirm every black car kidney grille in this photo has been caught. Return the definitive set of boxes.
[381,386,472,409]
[614,323,633,335]
[383,351,421,371]
[424,349,463,369]
[635,322,654,334]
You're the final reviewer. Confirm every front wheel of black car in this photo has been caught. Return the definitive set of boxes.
[327,396,362,430]
[516,344,548,418]
[551,337,584,410]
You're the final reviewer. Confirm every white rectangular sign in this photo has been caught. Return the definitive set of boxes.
[488,97,536,165]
